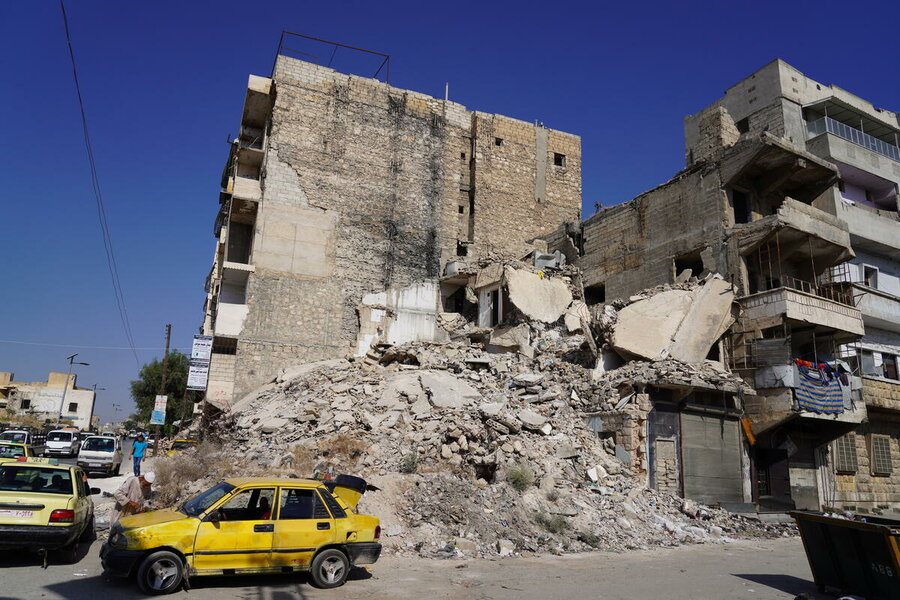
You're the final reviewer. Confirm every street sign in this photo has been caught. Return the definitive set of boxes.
[191,335,213,361]
[150,395,167,425]
[187,360,210,390]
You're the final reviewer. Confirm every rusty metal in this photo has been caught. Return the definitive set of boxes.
[272,31,391,83]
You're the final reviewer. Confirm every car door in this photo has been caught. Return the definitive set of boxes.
[270,487,336,569]
[192,486,276,573]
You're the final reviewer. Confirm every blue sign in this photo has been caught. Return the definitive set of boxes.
[150,410,166,425]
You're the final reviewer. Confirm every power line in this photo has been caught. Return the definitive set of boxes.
[0,339,170,351]
[59,0,140,367]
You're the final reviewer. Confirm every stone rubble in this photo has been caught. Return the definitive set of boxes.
[171,275,792,558]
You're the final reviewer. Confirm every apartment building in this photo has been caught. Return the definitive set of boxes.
[201,49,582,409]
[558,59,900,513]
[682,60,900,514]
[0,371,96,430]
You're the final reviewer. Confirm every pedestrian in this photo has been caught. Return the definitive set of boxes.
[111,471,154,525]
[131,434,149,476]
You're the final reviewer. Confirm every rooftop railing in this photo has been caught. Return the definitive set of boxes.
[807,116,900,162]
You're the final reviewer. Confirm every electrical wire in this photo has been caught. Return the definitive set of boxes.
[0,339,169,351]
[59,0,140,367]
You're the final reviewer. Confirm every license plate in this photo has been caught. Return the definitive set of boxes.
[0,509,33,518]
[89,463,102,467]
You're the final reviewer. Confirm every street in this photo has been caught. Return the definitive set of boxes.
[58,438,135,478]
[0,537,825,600]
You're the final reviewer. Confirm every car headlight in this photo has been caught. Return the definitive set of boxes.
[109,525,127,549]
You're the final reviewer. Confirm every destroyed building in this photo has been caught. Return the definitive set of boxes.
[201,42,581,409]
[556,59,899,514]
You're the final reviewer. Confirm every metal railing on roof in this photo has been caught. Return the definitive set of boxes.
[272,31,390,84]
[807,116,900,162]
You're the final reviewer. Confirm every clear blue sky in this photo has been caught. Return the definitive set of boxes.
[2,0,898,424]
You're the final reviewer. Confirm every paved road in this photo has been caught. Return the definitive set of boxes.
[59,438,150,479]
[0,537,828,600]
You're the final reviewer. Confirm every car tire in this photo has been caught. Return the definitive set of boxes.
[309,548,350,589]
[136,550,184,595]
[79,515,96,543]
[57,541,78,564]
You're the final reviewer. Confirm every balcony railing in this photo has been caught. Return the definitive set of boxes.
[807,116,900,162]
[782,274,856,307]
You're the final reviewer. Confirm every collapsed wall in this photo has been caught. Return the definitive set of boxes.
[174,264,790,557]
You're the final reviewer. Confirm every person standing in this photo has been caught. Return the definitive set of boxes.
[131,434,149,476]
[111,472,154,525]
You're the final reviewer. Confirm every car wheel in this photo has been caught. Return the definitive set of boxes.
[136,550,184,595]
[309,548,350,589]
[79,515,96,543]
[57,542,78,564]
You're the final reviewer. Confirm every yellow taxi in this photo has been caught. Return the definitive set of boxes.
[101,474,382,595]
[0,442,35,463]
[0,458,98,562]
[165,439,198,457]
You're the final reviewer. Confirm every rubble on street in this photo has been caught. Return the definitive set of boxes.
[166,271,793,559]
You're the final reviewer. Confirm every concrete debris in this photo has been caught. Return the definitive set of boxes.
[172,270,791,560]
[610,278,735,363]
[505,267,573,323]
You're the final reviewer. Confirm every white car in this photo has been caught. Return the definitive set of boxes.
[45,430,81,458]
[77,436,123,476]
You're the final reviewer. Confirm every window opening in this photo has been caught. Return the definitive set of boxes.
[732,189,751,224]
[553,152,566,167]
[833,434,858,473]
[870,434,893,476]
[68,403,78,413]
[863,265,878,289]
[735,118,749,134]
[217,487,275,521]
[494,137,504,147]
[278,488,329,520]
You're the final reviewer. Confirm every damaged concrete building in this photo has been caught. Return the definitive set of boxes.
[201,48,581,409]
[557,59,899,514]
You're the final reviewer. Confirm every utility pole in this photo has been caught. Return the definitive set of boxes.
[154,324,171,456]
[58,354,89,425]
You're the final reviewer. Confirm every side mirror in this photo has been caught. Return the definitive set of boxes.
[206,510,220,523]
[90,487,101,495]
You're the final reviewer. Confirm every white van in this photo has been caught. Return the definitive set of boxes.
[77,435,123,475]
[45,429,81,457]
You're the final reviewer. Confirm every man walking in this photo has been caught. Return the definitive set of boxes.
[111,471,154,525]
[131,434,149,476]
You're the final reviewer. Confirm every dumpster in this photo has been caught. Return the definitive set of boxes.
[789,511,900,599]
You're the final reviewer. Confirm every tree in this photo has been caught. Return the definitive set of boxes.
[130,350,201,433]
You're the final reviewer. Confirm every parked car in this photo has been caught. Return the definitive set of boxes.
[1,430,46,457]
[101,474,381,594]
[0,458,99,562]
[77,436,123,476]
[45,430,81,458]
[166,439,198,457]
[0,443,35,463]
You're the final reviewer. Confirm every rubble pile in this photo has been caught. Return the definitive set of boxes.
[171,331,790,557]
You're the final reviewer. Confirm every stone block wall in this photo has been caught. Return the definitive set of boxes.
[861,377,900,412]
[833,417,900,514]
[218,56,581,399]
[579,167,728,300]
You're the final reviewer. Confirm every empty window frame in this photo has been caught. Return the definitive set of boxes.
[731,189,751,224]
[862,265,879,289]
[67,403,78,413]
[553,152,566,167]
[20,398,31,409]
[833,433,858,473]
[870,434,893,476]
[735,117,750,134]
[494,137,504,147]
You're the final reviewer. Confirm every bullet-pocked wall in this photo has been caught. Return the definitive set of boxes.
[226,56,581,398]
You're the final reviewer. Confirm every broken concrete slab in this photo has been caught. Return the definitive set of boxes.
[419,370,481,409]
[517,409,547,428]
[488,324,533,358]
[505,267,573,323]
[512,373,544,387]
[564,300,591,332]
[610,279,735,364]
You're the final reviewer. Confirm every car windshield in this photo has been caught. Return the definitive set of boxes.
[0,444,25,459]
[181,482,235,517]
[82,438,115,452]
[0,433,27,443]
[0,466,72,494]
[171,441,196,450]
[48,432,72,442]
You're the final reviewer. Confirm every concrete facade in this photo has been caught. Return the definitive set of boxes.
[201,55,581,407]
[0,371,96,430]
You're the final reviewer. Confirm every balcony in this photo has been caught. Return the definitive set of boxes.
[214,302,249,337]
[853,283,900,333]
[861,375,900,412]
[813,186,900,259]
[739,285,864,337]
[807,116,900,163]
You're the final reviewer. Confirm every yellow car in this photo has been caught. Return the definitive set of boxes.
[0,458,99,562]
[165,439,198,457]
[0,443,34,463]
[101,474,382,594]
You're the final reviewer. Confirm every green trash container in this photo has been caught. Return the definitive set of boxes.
[790,511,900,599]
